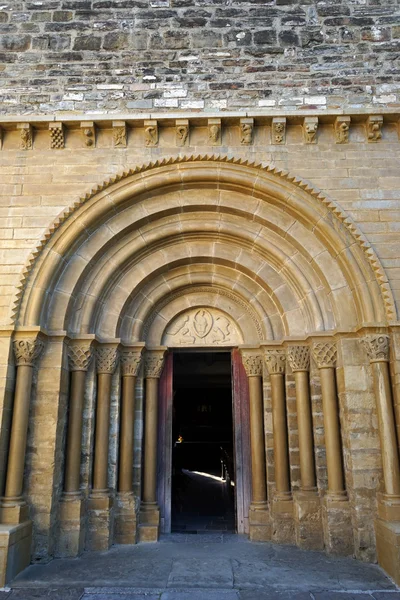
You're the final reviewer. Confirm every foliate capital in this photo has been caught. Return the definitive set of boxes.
[95,345,119,375]
[68,341,93,372]
[13,337,45,367]
[363,334,390,363]
[287,346,310,372]
[120,347,144,377]
[312,342,337,369]
[144,349,166,378]
[264,349,286,375]
[241,351,263,377]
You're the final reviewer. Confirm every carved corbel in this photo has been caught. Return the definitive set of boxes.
[49,122,65,149]
[81,121,96,148]
[272,117,286,145]
[303,117,318,144]
[0,126,3,150]
[287,345,310,372]
[144,120,158,147]
[367,115,383,143]
[208,118,221,146]
[240,118,254,145]
[176,119,189,147]
[18,123,33,150]
[13,336,45,367]
[113,121,127,148]
[334,116,351,144]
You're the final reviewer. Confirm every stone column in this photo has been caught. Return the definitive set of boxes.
[363,335,400,585]
[241,348,271,542]
[58,340,93,558]
[86,343,119,551]
[0,335,44,587]
[139,347,166,543]
[312,342,352,555]
[115,344,144,545]
[2,336,44,523]
[264,349,294,543]
[287,345,323,550]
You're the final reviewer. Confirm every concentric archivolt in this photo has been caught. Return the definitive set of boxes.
[12,155,396,333]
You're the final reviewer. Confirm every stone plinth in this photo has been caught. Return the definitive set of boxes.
[249,506,271,542]
[294,490,324,550]
[139,503,160,543]
[114,492,138,545]
[271,496,295,544]
[86,494,113,551]
[322,495,353,555]
[375,494,400,585]
[0,521,32,586]
[57,494,85,558]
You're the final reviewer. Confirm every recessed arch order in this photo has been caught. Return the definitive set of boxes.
[14,155,396,342]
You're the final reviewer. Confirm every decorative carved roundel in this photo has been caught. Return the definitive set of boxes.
[162,307,243,346]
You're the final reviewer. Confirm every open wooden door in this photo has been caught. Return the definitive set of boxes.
[157,351,173,533]
[232,348,252,534]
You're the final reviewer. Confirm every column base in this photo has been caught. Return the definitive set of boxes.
[56,493,85,558]
[0,499,29,525]
[86,493,114,551]
[0,521,32,586]
[249,503,271,542]
[115,492,139,545]
[294,490,324,550]
[271,494,295,544]
[322,493,353,555]
[139,502,160,543]
[377,493,400,522]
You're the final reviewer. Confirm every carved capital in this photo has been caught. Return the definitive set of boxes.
[144,349,166,378]
[13,337,44,367]
[95,345,119,375]
[312,342,337,369]
[120,347,144,377]
[272,117,286,145]
[241,351,263,377]
[68,342,93,372]
[287,346,310,372]
[363,334,390,363]
[303,117,318,144]
[264,349,286,375]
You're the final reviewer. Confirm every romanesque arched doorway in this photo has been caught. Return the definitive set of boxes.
[1,157,399,586]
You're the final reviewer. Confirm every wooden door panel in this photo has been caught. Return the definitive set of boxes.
[157,352,173,533]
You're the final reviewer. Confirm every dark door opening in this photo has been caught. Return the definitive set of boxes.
[171,351,235,533]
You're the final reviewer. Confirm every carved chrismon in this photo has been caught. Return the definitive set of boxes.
[164,308,241,346]
[13,338,44,367]
[287,346,310,372]
[367,115,383,143]
[312,342,337,369]
[113,123,127,148]
[241,353,263,377]
[68,343,92,372]
[144,352,165,378]
[120,349,143,377]
[272,118,286,144]
[335,116,350,144]
[95,346,119,374]
[264,349,286,375]
[303,117,318,144]
[49,123,65,149]
[363,334,390,363]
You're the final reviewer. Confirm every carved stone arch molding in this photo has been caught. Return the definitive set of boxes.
[12,154,395,334]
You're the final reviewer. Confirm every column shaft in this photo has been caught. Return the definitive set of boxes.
[93,372,112,492]
[119,375,136,493]
[143,377,159,504]
[320,367,345,496]
[271,372,290,496]
[249,376,267,505]
[294,370,316,491]
[4,365,33,500]
[64,370,86,493]
[372,361,400,496]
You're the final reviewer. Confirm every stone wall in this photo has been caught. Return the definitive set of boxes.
[0,1,400,114]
